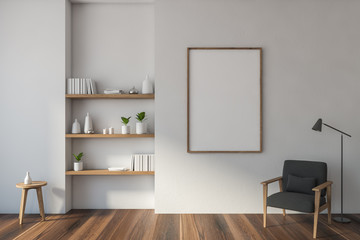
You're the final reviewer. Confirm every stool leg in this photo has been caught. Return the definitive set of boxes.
[19,189,28,224]
[36,188,45,221]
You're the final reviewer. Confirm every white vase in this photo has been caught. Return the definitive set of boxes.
[24,172,32,184]
[136,122,147,134]
[72,119,81,133]
[84,112,93,133]
[74,162,83,171]
[142,75,153,94]
[122,125,130,134]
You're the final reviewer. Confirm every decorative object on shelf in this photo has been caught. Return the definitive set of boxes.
[71,119,81,134]
[129,86,139,94]
[121,116,131,134]
[312,118,352,223]
[108,167,129,171]
[142,75,153,94]
[84,112,93,134]
[109,127,114,134]
[103,128,108,134]
[104,89,124,94]
[73,152,84,171]
[135,112,147,134]
[24,172,32,185]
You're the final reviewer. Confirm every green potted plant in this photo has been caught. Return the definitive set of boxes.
[135,112,147,134]
[121,116,131,134]
[73,152,84,171]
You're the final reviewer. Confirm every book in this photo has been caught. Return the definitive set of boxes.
[131,155,134,171]
[86,79,91,94]
[144,155,149,171]
[75,78,79,94]
[135,155,139,171]
[140,155,143,171]
[89,79,94,94]
[92,80,97,94]
[150,155,154,171]
[67,78,72,94]
[71,78,75,94]
[82,79,86,94]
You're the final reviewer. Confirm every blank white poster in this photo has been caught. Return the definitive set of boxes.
[188,48,262,152]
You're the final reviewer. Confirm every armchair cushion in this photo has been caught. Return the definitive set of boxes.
[283,160,327,196]
[286,174,316,195]
[267,192,326,213]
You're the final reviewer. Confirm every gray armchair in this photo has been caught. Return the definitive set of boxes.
[261,160,332,239]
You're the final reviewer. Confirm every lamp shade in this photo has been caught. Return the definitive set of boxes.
[312,118,323,132]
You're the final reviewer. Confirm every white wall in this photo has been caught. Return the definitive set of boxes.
[0,0,66,213]
[155,0,360,213]
[69,3,155,209]
[2,0,360,214]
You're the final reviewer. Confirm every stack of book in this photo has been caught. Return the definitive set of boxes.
[131,154,154,171]
[67,78,97,94]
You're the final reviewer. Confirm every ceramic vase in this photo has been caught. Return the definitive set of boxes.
[84,112,93,133]
[24,172,32,184]
[74,162,83,171]
[72,119,81,134]
[136,122,147,134]
[142,75,153,94]
[122,125,130,134]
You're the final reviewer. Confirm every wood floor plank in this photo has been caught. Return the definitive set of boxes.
[318,214,360,240]
[12,210,96,240]
[94,209,131,240]
[151,214,180,240]
[67,209,116,240]
[0,215,40,240]
[182,214,234,240]
[242,214,278,240]
[1,211,360,240]
[180,214,200,240]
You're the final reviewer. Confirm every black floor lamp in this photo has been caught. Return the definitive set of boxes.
[312,118,352,223]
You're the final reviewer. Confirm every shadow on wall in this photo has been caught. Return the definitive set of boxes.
[52,187,65,213]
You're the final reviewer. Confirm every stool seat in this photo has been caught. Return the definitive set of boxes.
[16,181,47,224]
[16,181,47,189]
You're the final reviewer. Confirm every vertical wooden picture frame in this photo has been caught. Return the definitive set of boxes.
[187,47,262,153]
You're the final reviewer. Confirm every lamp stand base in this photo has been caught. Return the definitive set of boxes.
[333,216,351,223]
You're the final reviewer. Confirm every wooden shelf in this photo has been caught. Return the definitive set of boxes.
[66,94,154,99]
[66,134,154,138]
[66,170,154,176]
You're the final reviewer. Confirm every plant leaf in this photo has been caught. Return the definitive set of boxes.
[121,116,131,125]
[136,112,145,122]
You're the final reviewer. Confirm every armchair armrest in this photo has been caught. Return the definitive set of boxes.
[312,181,333,192]
[261,176,282,185]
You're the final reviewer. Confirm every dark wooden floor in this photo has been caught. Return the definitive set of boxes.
[0,210,359,240]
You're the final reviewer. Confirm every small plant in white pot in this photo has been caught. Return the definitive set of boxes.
[135,112,147,134]
[73,152,84,171]
[121,116,131,134]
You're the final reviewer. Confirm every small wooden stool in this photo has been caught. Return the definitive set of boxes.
[16,181,47,224]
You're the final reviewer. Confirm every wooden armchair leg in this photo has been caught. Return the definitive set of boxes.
[263,185,267,228]
[313,192,321,238]
[327,185,332,224]
[278,179,286,217]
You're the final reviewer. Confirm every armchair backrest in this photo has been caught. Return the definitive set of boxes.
[282,160,327,196]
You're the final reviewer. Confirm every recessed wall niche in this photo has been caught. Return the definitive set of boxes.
[65,2,155,210]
